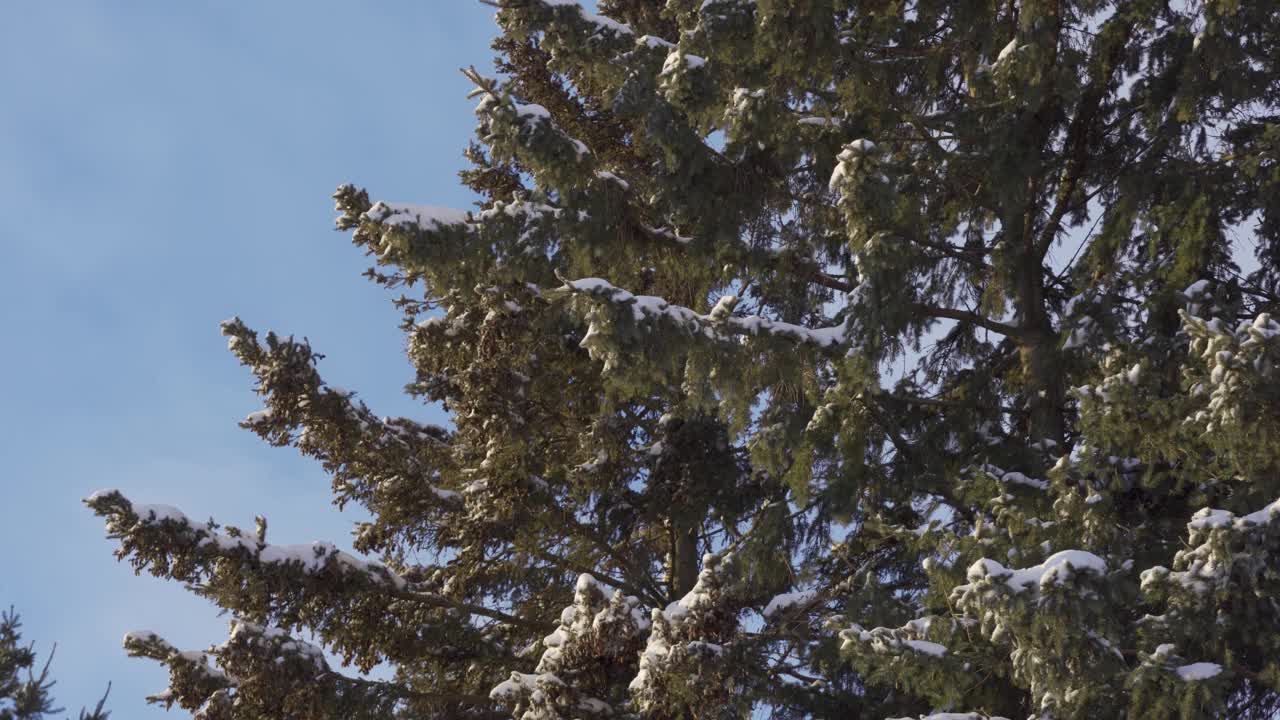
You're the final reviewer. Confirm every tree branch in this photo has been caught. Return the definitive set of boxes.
[399,589,551,632]
[1036,21,1132,260]
[910,302,1024,337]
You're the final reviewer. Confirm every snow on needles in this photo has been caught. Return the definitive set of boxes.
[490,573,647,715]
[564,277,861,351]
[512,101,551,120]
[845,631,948,657]
[502,99,592,159]
[1146,645,1224,682]
[890,707,1008,712]
[995,38,1020,64]
[85,489,406,589]
[961,550,1107,594]
[228,618,327,671]
[363,201,469,232]
[1186,496,1280,532]
[661,50,707,75]
[1174,662,1222,682]
[540,0,633,37]
[1140,493,1280,597]
[762,590,817,618]
[828,139,878,193]
[629,554,731,710]
[839,615,961,661]
[123,618,330,702]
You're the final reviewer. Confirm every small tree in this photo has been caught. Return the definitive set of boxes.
[87,1,1279,718]
[1,608,109,720]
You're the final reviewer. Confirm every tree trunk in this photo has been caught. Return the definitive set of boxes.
[1017,245,1065,445]
[669,521,699,600]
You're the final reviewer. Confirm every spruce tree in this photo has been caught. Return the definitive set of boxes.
[1,608,110,720]
[85,1,1280,718]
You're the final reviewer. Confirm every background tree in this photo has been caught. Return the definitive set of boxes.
[87,0,1279,718]
[1,608,110,720]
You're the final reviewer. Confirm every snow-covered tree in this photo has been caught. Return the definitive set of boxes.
[86,1,1280,718]
[1,608,110,720]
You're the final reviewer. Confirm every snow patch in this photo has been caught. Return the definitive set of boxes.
[363,202,469,231]
[965,550,1107,593]
[996,39,1020,64]
[1188,496,1280,531]
[542,0,633,36]
[1174,662,1222,681]
[762,590,816,618]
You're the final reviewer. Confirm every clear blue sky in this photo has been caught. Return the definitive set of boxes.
[0,3,496,716]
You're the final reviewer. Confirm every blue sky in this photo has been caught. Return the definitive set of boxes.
[0,4,497,716]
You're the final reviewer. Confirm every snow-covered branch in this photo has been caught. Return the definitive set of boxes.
[558,276,862,357]
[84,489,543,664]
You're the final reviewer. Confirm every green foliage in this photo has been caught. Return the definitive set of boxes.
[83,0,1280,718]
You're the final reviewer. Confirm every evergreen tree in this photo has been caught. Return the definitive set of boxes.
[1,608,110,720]
[85,0,1280,717]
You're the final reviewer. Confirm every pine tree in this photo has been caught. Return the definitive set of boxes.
[85,1,1280,718]
[1,608,110,720]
